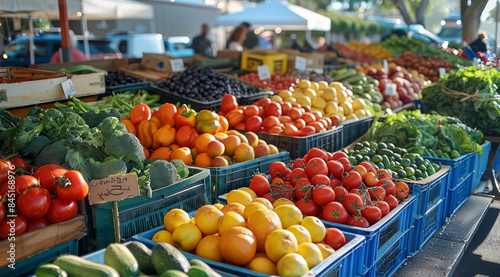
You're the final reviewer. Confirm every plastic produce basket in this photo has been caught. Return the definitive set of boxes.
[341,116,375,148]
[132,226,366,277]
[445,172,473,218]
[2,240,78,277]
[423,152,475,190]
[105,81,152,95]
[407,199,445,257]
[90,167,210,250]
[193,152,289,204]
[321,195,416,275]
[404,165,449,218]
[472,141,492,192]
[255,127,343,160]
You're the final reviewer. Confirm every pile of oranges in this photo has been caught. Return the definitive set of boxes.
[153,187,347,277]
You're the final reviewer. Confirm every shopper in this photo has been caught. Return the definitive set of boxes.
[226,22,255,49]
[227,26,247,51]
[468,31,488,54]
[192,23,216,57]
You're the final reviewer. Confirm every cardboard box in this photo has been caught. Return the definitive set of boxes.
[280,48,325,73]
[241,50,287,73]
[216,50,242,60]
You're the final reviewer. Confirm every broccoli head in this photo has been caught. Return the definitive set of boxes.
[41,108,66,132]
[89,158,128,179]
[12,116,44,153]
[170,159,189,179]
[104,132,146,163]
[97,117,126,140]
[26,106,44,121]
[81,108,122,128]
[34,141,68,167]
[149,160,180,190]
[20,135,51,159]
[46,112,89,142]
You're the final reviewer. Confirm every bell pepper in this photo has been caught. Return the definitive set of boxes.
[225,109,244,127]
[130,103,151,125]
[158,103,177,126]
[218,115,229,133]
[154,124,176,147]
[150,119,162,149]
[220,94,239,113]
[137,120,154,149]
[174,104,197,128]
[195,110,221,135]
[120,118,137,136]
[176,125,199,148]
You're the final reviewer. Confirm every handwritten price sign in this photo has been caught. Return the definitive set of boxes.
[88,173,140,205]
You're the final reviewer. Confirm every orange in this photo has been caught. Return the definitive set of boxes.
[264,229,298,263]
[297,243,323,268]
[300,216,326,243]
[163,208,190,233]
[195,133,216,153]
[315,243,336,260]
[226,189,253,206]
[272,198,295,208]
[194,153,213,167]
[218,226,257,265]
[171,147,192,165]
[277,253,309,277]
[274,204,302,229]
[218,211,246,236]
[214,203,224,210]
[247,209,283,252]
[239,187,257,199]
[172,223,202,252]
[194,205,224,235]
[251,197,274,210]
[247,257,277,275]
[243,202,269,221]
[287,225,312,244]
[195,234,224,262]
[151,230,173,245]
[221,202,245,217]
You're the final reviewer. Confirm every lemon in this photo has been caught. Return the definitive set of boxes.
[285,97,297,103]
[239,187,257,199]
[312,97,326,110]
[221,202,246,217]
[277,253,309,277]
[214,203,224,210]
[247,257,277,275]
[296,95,312,107]
[297,79,311,89]
[151,230,173,245]
[304,88,317,99]
[195,205,224,235]
[265,229,298,263]
[274,204,302,229]
[251,197,274,210]
[244,202,269,221]
[163,208,190,233]
[322,87,337,101]
[310,82,320,92]
[292,90,304,99]
[279,90,292,99]
[227,189,253,206]
[273,198,295,208]
[196,234,224,262]
[297,243,323,268]
[218,211,246,236]
[300,216,326,243]
[271,95,283,102]
[172,223,202,252]
[352,98,367,110]
[354,108,368,118]
[315,243,336,259]
[340,102,353,116]
[318,81,328,90]
[287,225,312,244]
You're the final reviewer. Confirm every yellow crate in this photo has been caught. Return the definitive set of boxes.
[240,50,287,73]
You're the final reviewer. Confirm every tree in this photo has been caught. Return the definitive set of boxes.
[461,0,489,42]
[347,0,431,26]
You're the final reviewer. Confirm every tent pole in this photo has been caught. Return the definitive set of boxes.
[58,0,72,62]
[81,11,90,60]
[29,15,34,65]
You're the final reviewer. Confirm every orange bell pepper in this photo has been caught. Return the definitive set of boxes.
[150,119,162,149]
[218,115,229,133]
[120,118,137,136]
[174,104,197,128]
[153,124,176,147]
[137,120,153,149]
[158,103,177,126]
[176,125,199,148]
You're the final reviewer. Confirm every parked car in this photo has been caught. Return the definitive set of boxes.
[104,32,165,59]
[382,24,443,44]
[438,13,496,51]
[76,38,122,60]
[164,36,194,58]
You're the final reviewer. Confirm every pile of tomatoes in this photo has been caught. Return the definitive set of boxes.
[239,72,299,93]
[0,158,89,239]
[222,97,341,137]
[247,148,410,228]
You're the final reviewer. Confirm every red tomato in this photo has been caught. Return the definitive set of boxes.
[306,148,328,163]
[45,198,78,223]
[333,186,348,203]
[355,165,368,179]
[279,116,293,124]
[323,228,346,250]
[246,116,263,132]
[299,126,316,136]
[377,201,391,217]
[292,158,306,169]
[265,102,282,117]
[0,214,27,239]
[330,115,341,126]
[258,98,271,107]
[359,161,374,173]
[322,202,348,224]
[301,112,316,124]
[368,186,387,202]
[281,102,292,114]
[329,178,341,188]
[26,217,50,232]
[364,172,379,187]
[283,124,299,136]
[395,182,409,199]
[56,170,89,202]
[243,105,259,117]
[0,159,13,185]
[327,160,344,179]
[385,195,399,210]
[14,175,37,198]
[262,192,277,203]
[338,157,353,172]
[293,119,307,130]
[294,178,312,200]
[17,187,51,220]
[309,121,325,133]
[268,125,283,134]
[361,206,382,225]
[290,168,308,185]
[347,215,370,228]
[220,94,238,113]
[262,116,280,130]
[305,158,328,177]
[129,103,151,125]
[10,156,27,170]
[377,169,392,181]
[269,162,288,179]
[331,151,348,161]
[295,199,319,216]
[313,186,336,206]
[342,193,364,215]
[288,107,304,121]
[34,165,66,193]
[342,171,362,191]
[381,179,396,196]
[249,175,270,197]
[310,175,330,187]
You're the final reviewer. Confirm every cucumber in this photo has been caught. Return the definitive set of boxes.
[377,148,394,157]
[189,260,222,277]
[161,270,189,277]
[35,264,68,277]
[54,255,119,277]
[128,241,156,275]
[104,243,140,277]
[152,242,190,274]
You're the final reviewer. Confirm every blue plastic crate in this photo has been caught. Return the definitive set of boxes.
[132,226,365,277]
[1,240,78,277]
[407,199,445,257]
[341,116,374,148]
[405,165,449,218]
[472,141,492,192]
[423,152,475,190]
[193,152,289,204]
[321,195,416,276]
[254,127,343,160]
[445,172,473,218]
[362,227,412,277]
[90,167,211,250]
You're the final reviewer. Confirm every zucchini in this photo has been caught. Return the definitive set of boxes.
[128,241,156,275]
[35,264,68,277]
[189,260,221,277]
[152,242,190,274]
[161,270,189,277]
[54,255,119,277]
[104,243,140,277]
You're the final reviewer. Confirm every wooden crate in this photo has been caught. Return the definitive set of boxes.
[30,59,129,72]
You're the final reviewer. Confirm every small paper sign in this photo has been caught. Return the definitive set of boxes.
[385,83,397,96]
[61,79,76,99]
[439,67,446,76]
[169,59,185,72]
[295,56,307,71]
[88,173,141,205]
[383,60,388,73]
[257,65,271,80]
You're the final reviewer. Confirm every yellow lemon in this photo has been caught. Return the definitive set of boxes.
[274,204,302,229]
[297,243,323,268]
[239,187,257,199]
[287,225,312,244]
[196,234,224,262]
[292,90,304,99]
[296,95,312,107]
[221,202,246,217]
[218,211,246,236]
[340,102,353,116]
[190,217,196,224]
[278,90,292,99]
[244,202,269,221]
[195,205,224,235]
[318,81,328,90]
[151,230,173,245]
[297,79,311,89]
[273,198,295,208]
[310,82,320,92]
[172,223,202,252]
[337,89,347,103]
[247,257,277,275]
[325,101,339,115]
[322,87,337,101]
[214,203,224,210]
[271,95,283,102]
[251,197,274,210]
[227,190,253,206]
[312,97,326,110]
[265,229,298,263]
[352,98,367,110]
[285,97,297,103]
[300,216,326,243]
[304,88,317,99]
[163,208,190,233]
[277,253,309,277]
[315,243,336,259]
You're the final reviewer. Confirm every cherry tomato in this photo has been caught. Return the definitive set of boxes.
[347,215,370,227]
[305,158,328,177]
[323,228,346,250]
[313,186,336,207]
[361,206,382,225]
[0,214,27,239]
[377,201,391,217]
[129,102,151,125]
[45,197,78,223]
[56,170,89,202]
[327,160,344,179]
[34,165,66,193]
[249,174,270,197]
[333,186,348,203]
[26,217,50,232]
[342,171,362,191]
[385,195,399,210]
[295,199,319,216]
[322,202,348,224]
[17,187,51,220]
[342,193,364,215]
[10,156,27,171]
[14,175,37,198]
